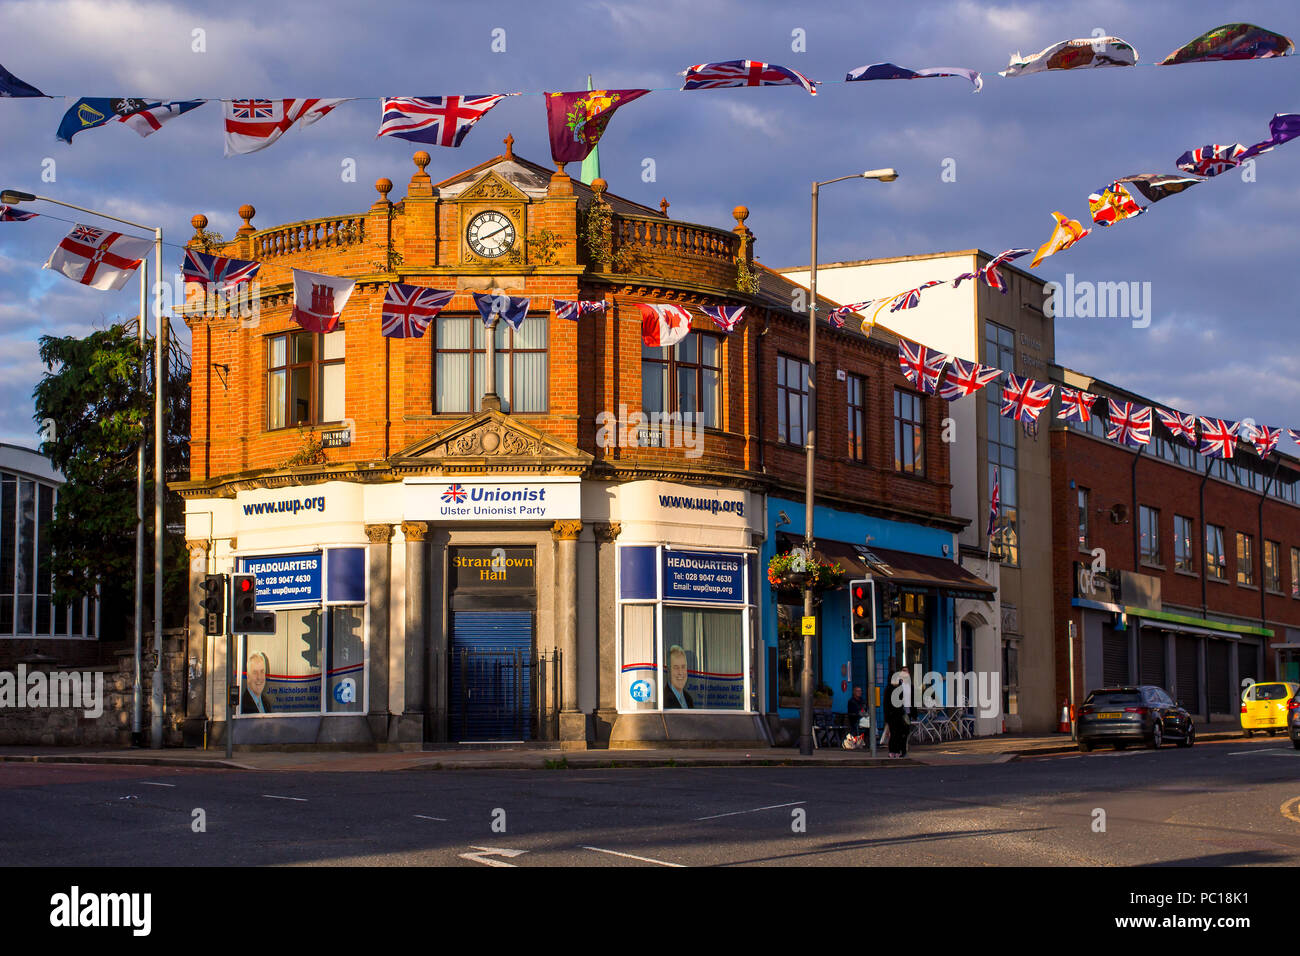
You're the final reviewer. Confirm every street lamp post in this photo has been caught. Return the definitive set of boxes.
[800,169,898,757]
[1,189,167,749]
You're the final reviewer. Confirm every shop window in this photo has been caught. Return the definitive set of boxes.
[1206,524,1227,580]
[1237,533,1255,586]
[1077,488,1089,552]
[642,331,721,428]
[777,354,810,447]
[777,601,813,704]
[1265,540,1282,592]
[846,373,866,462]
[1292,547,1300,598]
[894,388,925,475]
[268,329,345,430]
[1002,639,1019,716]
[1139,505,1161,565]
[664,606,744,710]
[984,321,1018,564]
[433,314,548,414]
[1174,515,1195,572]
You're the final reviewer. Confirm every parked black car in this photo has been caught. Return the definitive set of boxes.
[1077,686,1195,751]
[1290,695,1300,749]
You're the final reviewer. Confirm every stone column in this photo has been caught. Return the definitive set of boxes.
[402,521,429,742]
[184,540,209,731]
[365,524,393,741]
[552,519,584,745]
[593,523,621,745]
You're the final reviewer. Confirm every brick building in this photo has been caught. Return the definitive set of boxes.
[174,141,989,750]
[1050,364,1300,725]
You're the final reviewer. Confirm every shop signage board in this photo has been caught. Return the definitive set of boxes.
[405,477,581,522]
[661,550,746,604]
[241,553,322,606]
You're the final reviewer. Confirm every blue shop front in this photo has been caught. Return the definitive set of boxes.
[763,497,996,731]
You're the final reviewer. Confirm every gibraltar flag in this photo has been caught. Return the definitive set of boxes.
[224,98,351,156]
[44,224,152,291]
[639,303,692,347]
[291,268,356,333]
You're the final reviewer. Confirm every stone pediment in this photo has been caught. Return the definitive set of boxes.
[391,410,592,476]
[457,170,529,204]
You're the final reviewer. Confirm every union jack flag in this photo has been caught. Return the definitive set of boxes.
[898,339,948,394]
[1000,374,1054,422]
[938,358,1002,401]
[1176,143,1246,178]
[987,466,1000,540]
[700,304,745,332]
[182,248,261,291]
[1290,428,1300,445]
[0,205,35,222]
[1156,408,1197,443]
[1197,417,1239,459]
[1244,423,1282,458]
[680,60,818,95]
[231,99,273,119]
[71,225,103,242]
[1106,400,1152,446]
[828,300,873,328]
[441,483,467,503]
[552,299,607,322]
[1056,387,1098,423]
[377,95,508,148]
[953,248,1031,294]
[890,280,943,312]
[381,283,454,338]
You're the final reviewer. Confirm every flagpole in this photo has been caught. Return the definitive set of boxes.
[133,262,146,745]
[151,227,165,749]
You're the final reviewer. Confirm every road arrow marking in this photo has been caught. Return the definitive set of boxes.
[459,846,527,867]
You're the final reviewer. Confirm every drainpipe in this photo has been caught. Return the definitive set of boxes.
[756,308,768,474]
[1131,445,1144,569]
[1199,459,1212,617]
[1259,457,1281,630]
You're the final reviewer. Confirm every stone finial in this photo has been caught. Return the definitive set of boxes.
[189,214,208,245]
[548,163,574,197]
[503,133,514,159]
[590,178,608,204]
[236,204,256,236]
[413,151,431,174]
[659,197,670,217]
[733,206,750,230]
[375,177,392,201]
[408,151,434,199]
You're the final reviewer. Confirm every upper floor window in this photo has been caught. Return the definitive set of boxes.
[434,314,547,414]
[893,389,925,476]
[1139,505,1161,565]
[268,329,344,430]
[1292,547,1300,598]
[1174,515,1195,572]
[1206,524,1227,580]
[847,374,867,462]
[1237,532,1255,586]
[643,331,721,428]
[1077,488,1089,552]
[777,354,810,447]
[1265,539,1282,592]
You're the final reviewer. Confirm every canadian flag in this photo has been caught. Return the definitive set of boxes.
[639,303,692,347]
[44,224,152,291]
[291,268,356,333]
[224,98,351,156]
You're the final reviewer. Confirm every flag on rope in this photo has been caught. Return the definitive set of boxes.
[291,268,355,333]
[224,98,351,156]
[1289,428,1300,445]
[844,62,982,92]
[545,89,650,165]
[897,339,948,394]
[57,98,206,143]
[828,300,874,328]
[1106,400,1152,446]
[890,280,943,312]
[952,248,1031,293]
[1176,143,1246,177]
[938,358,1002,401]
[1197,417,1239,459]
[1158,23,1294,65]
[1000,374,1054,422]
[552,299,606,322]
[639,303,692,347]
[999,36,1138,77]
[44,224,151,291]
[1030,212,1091,268]
[0,205,37,222]
[377,95,509,147]
[700,304,745,332]
[181,248,260,291]
[681,60,818,95]
[987,466,1000,540]
[1115,173,1202,204]
[1156,408,1198,443]
[1056,387,1098,423]
[1244,423,1282,458]
[0,62,43,97]
[473,292,531,331]
[1240,113,1300,160]
[381,284,454,338]
[1088,182,1145,226]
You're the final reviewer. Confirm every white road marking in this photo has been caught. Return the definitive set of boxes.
[1226,749,1294,756]
[414,814,447,821]
[459,846,527,867]
[140,782,176,788]
[262,794,308,802]
[582,846,684,867]
[695,800,806,821]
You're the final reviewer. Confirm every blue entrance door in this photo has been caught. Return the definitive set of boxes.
[449,610,535,741]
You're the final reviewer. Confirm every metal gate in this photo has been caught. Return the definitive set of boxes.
[1102,630,1129,686]
[1238,641,1259,686]
[1139,630,1165,689]
[1175,635,1200,712]
[1207,640,1231,713]
[449,610,560,741]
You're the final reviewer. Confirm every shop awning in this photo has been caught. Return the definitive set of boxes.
[781,535,996,601]
[1128,608,1272,640]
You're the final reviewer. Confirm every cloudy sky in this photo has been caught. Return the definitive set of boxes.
[0,0,1295,448]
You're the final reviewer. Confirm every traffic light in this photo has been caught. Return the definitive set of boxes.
[849,578,875,643]
[199,574,227,637]
[878,581,901,623]
[231,573,276,635]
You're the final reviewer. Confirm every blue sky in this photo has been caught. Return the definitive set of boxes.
[0,0,1296,447]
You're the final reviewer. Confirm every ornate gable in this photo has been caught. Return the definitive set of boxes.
[391,410,592,476]
[458,170,529,204]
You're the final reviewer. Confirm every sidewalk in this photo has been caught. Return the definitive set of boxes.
[0,722,1260,773]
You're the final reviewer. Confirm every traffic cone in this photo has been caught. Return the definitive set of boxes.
[1058,701,1070,734]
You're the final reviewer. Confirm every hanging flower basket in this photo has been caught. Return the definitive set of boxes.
[767,551,847,593]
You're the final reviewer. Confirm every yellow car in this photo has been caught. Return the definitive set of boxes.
[1241,682,1300,736]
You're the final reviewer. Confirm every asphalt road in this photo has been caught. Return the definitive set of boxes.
[4,736,1300,867]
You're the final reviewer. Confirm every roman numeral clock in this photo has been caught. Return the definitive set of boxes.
[465,210,516,259]
[455,171,529,267]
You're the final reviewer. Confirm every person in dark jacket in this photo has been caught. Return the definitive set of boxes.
[846,686,866,740]
[883,671,911,756]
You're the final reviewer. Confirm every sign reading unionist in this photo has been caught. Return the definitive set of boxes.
[405,478,580,522]
[242,553,322,606]
[661,550,745,604]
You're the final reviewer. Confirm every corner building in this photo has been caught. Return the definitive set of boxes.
[176,142,972,749]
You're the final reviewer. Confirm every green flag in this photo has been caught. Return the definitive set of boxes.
[579,75,600,184]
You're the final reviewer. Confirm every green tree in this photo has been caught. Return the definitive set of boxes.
[32,321,190,640]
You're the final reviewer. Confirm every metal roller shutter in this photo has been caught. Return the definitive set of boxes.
[1103,630,1129,686]
[1207,640,1231,713]
[449,610,535,741]
[1238,641,1259,687]
[1175,635,1200,711]
[1139,630,1165,689]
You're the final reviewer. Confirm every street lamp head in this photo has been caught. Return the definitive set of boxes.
[861,169,899,182]
[0,189,36,204]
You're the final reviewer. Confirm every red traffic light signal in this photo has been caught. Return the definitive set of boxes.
[849,579,875,643]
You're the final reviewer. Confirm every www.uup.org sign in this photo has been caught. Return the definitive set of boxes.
[404,477,581,521]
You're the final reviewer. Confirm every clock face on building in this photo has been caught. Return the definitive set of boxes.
[466,210,517,259]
